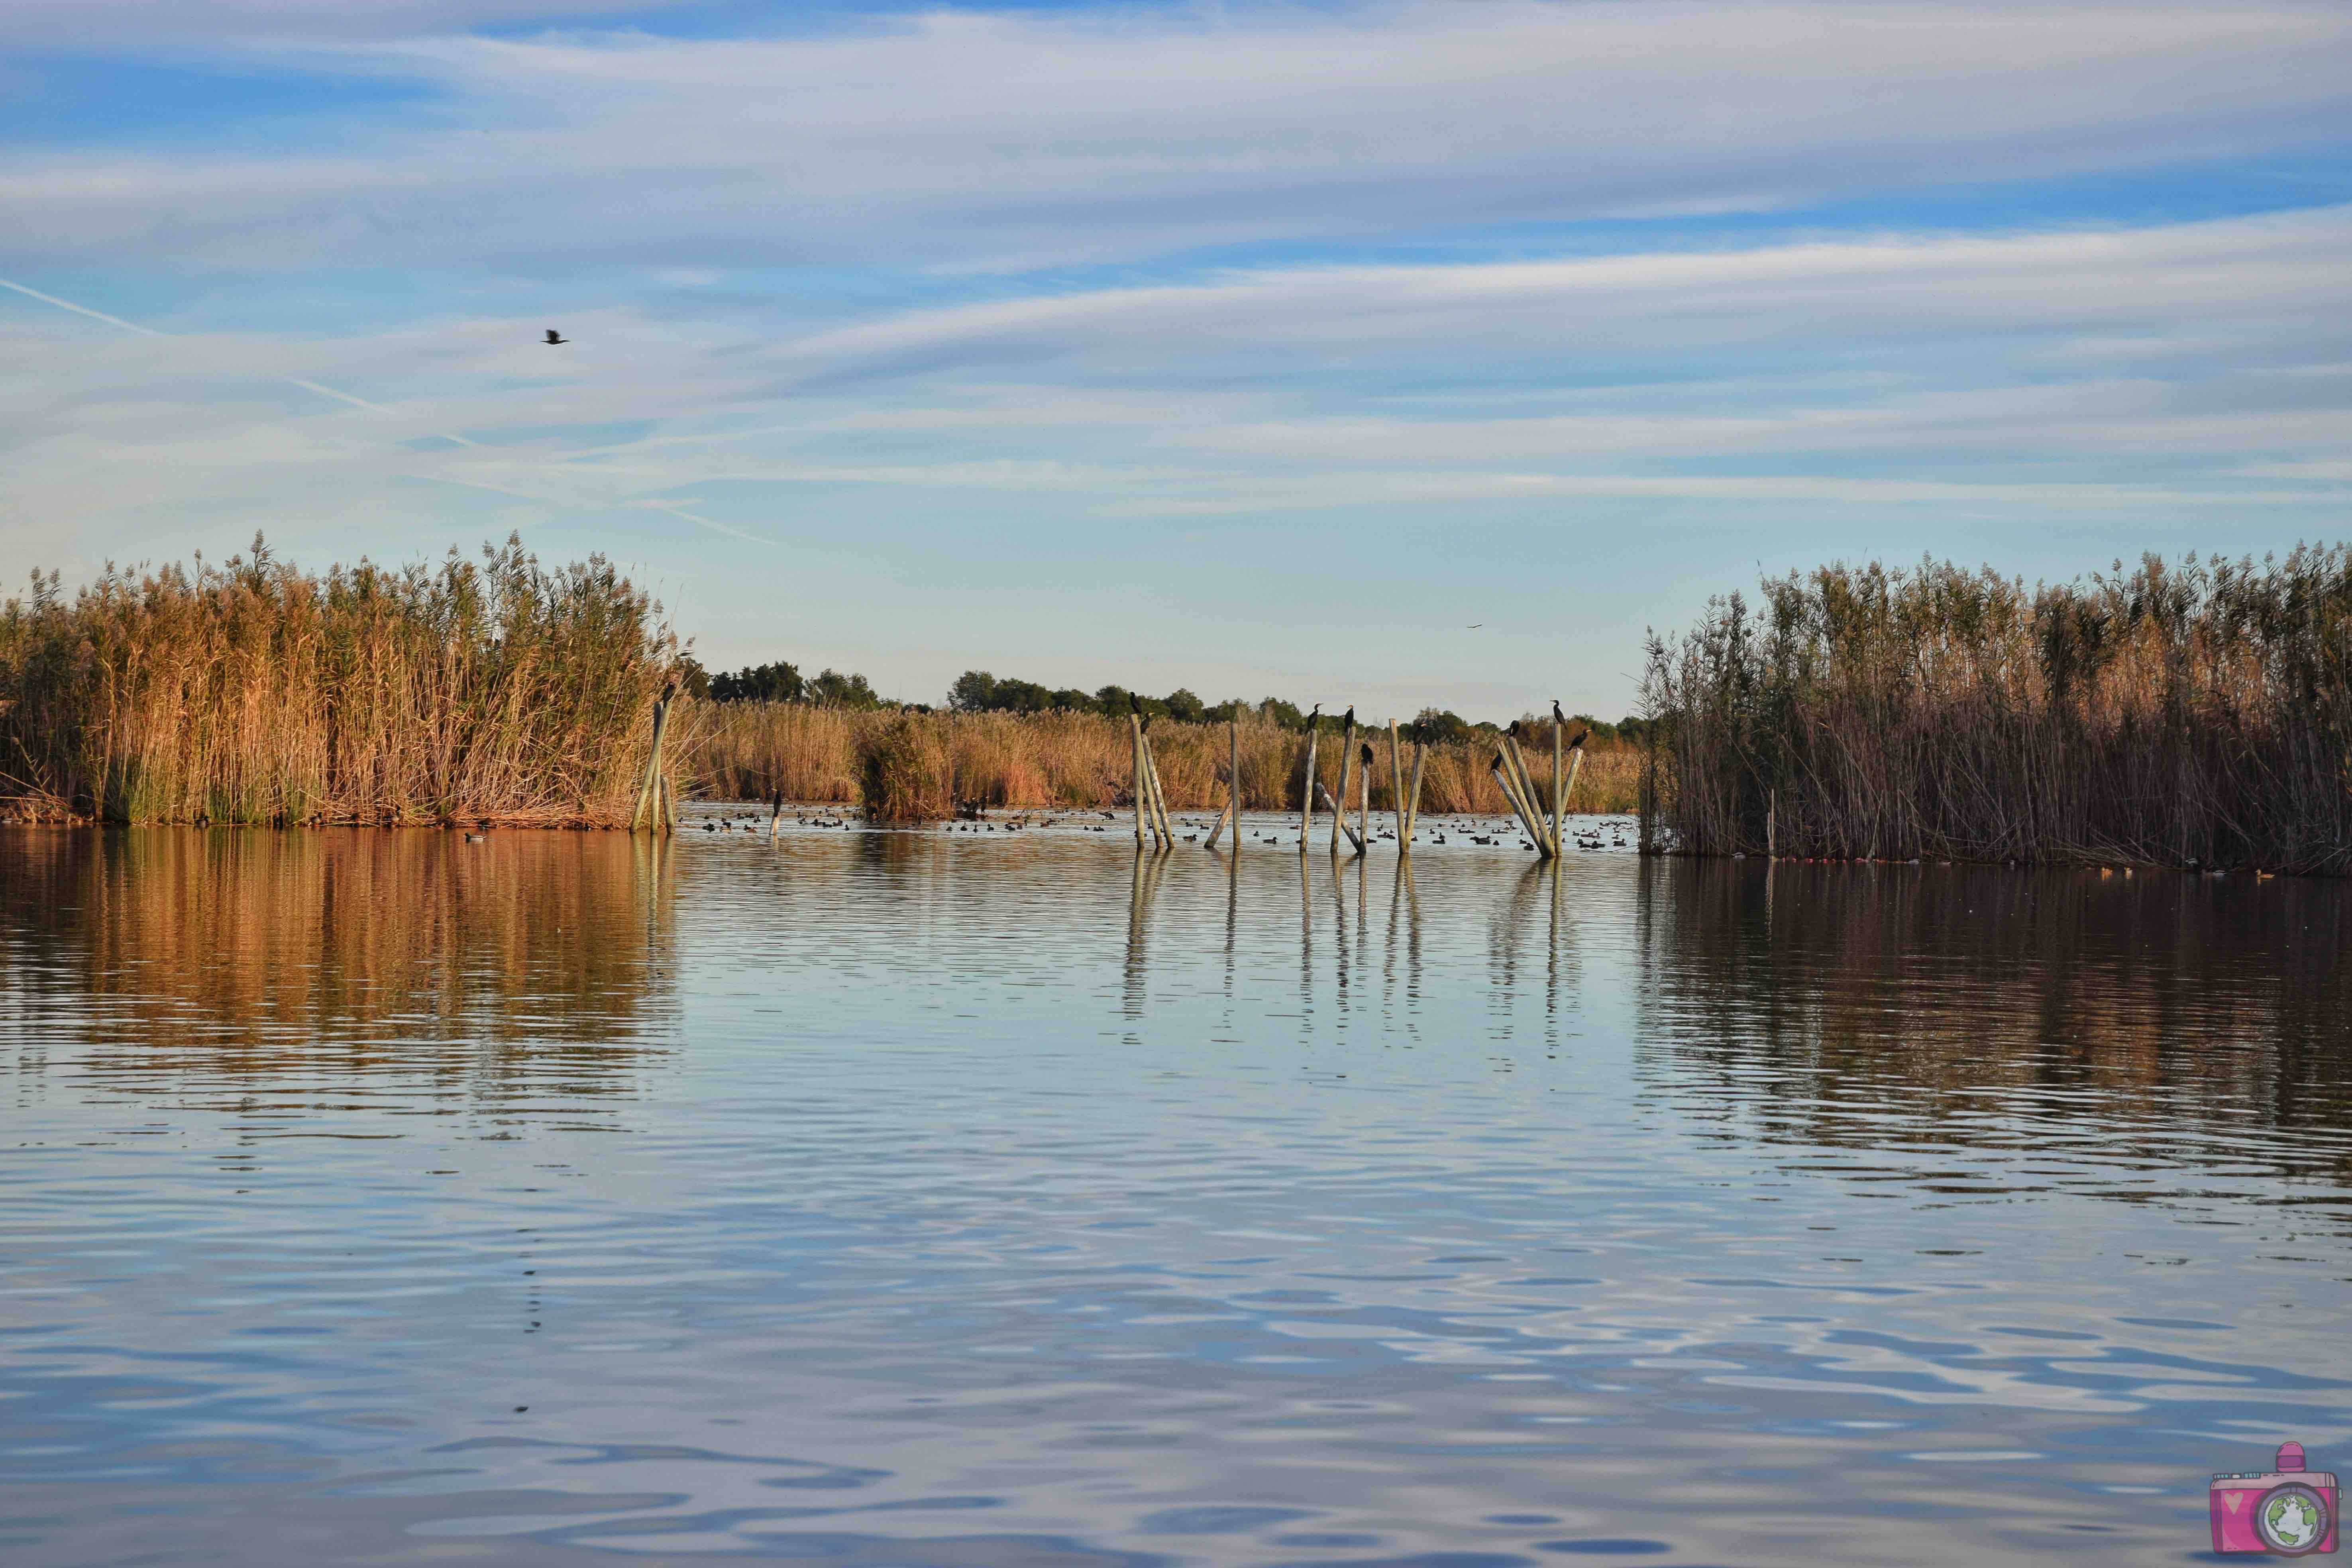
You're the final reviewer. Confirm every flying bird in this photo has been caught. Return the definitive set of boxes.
[1467,623,1482,629]
[544,329,568,345]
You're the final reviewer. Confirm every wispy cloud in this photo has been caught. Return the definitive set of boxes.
[6,2,2350,270]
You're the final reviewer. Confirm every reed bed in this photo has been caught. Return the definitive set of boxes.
[1642,549,2352,873]
[693,705,1640,820]
[0,536,677,826]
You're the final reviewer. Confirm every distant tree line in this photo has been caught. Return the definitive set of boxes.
[701,659,894,710]
[948,671,1646,743]
[697,659,1643,741]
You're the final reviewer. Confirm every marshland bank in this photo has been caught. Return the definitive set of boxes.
[8,536,2348,874]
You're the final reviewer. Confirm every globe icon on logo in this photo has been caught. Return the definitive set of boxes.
[2258,1484,2330,1552]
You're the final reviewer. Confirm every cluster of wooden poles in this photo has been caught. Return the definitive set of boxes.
[630,682,681,833]
[1129,712,1588,859]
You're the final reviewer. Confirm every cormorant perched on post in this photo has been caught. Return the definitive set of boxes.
[1360,743,1374,768]
[1553,699,1565,726]
[1568,726,1589,750]
[1306,702,1320,731]
[1342,705,1355,731]
[1128,691,1152,732]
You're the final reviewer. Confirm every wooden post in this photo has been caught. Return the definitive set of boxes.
[1299,723,1319,850]
[1130,713,1149,847]
[769,787,783,843]
[1551,716,1565,859]
[1767,787,1777,860]
[1563,746,1584,833]
[632,691,671,832]
[1143,732,1174,846]
[659,770,676,833]
[1491,757,1549,852]
[1330,714,1356,854]
[1387,720,1405,844]
[1404,741,1427,845]
[1316,782,1365,853]
[1358,742,1372,852]
[1502,736,1550,855]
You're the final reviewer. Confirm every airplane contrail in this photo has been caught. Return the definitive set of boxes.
[0,273,770,545]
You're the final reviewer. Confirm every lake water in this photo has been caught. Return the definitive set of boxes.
[4,814,2349,1566]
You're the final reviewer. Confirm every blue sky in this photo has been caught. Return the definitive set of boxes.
[4,0,2349,720]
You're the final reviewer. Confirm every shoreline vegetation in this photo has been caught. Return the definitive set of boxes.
[1,536,675,826]
[699,704,1642,820]
[8,537,2346,875]
[1644,549,2352,876]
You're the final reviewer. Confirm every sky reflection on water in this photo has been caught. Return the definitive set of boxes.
[2,820,2348,1566]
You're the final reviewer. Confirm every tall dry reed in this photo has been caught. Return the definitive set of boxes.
[695,705,1639,818]
[0,535,678,825]
[1642,549,2352,873]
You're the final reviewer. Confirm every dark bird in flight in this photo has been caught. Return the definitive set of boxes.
[1467,623,1482,629]
[544,329,568,345]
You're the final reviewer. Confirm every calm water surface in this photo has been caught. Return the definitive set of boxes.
[3,816,2349,1566]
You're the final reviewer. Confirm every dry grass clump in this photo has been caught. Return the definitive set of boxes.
[856,714,955,822]
[1642,549,2352,873]
[0,535,677,826]
[697,705,1639,816]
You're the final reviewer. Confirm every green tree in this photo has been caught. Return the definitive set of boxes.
[809,668,886,709]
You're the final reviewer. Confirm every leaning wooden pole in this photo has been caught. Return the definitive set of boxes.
[1143,731,1174,846]
[1492,750,1551,856]
[1502,735,1549,854]
[1316,782,1366,853]
[1299,723,1319,850]
[1358,742,1372,852]
[769,787,783,843]
[1130,713,1150,848]
[632,689,673,833]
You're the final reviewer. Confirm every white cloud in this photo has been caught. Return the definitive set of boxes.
[3,2,2349,270]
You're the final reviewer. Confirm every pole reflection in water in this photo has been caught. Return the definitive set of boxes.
[3,823,2350,1568]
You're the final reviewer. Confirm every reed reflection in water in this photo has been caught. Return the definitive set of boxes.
[2,820,2349,1568]
[4,826,677,1115]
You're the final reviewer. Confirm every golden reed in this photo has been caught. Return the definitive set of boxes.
[0,536,675,826]
[1643,550,2352,873]
[697,704,1640,822]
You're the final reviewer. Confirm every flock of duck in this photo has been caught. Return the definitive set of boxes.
[687,806,1637,852]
